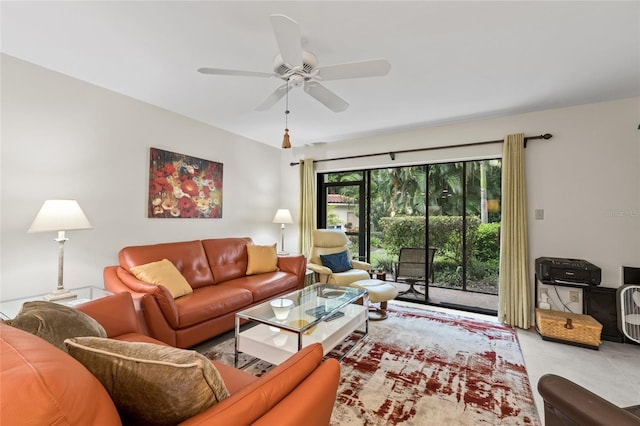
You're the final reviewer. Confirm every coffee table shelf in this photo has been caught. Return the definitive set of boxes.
[238,303,367,365]
[235,283,369,366]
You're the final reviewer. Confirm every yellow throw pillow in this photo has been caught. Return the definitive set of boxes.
[64,337,229,425]
[246,243,278,275]
[130,259,193,299]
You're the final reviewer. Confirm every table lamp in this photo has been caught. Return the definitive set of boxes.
[272,208,293,255]
[28,200,93,301]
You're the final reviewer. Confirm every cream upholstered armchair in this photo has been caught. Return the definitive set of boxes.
[308,229,399,320]
[307,229,371,285]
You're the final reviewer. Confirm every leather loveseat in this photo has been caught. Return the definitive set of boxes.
[538,374,640,426]
[104,238,306,348]
[1,292,340,425]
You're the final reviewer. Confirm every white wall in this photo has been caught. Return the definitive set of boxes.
[1,55,284,300]
[3,53,638,309]
[283,97,640,310]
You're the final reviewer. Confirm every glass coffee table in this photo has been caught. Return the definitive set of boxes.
[235,283,369,367]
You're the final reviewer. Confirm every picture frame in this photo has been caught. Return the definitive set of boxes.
[147,147,223,218]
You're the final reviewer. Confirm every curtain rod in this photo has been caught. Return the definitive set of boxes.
[289,133,552,166]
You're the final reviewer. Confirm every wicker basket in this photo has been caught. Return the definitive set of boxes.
[535,308,602,348]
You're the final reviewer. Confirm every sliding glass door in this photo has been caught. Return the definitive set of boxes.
[370,166,428,297]
[318,159,501,314]
[424,161,500,312]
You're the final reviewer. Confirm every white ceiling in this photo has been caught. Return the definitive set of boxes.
[2,1,639,148]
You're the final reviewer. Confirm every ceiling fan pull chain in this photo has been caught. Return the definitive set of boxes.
[285,78,290,128]
[282,79,292,149]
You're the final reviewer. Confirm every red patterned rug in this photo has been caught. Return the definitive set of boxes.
[202,302,540,425]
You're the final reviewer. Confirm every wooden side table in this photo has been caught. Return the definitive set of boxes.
[369,271,387,281]
[304,269,316,287]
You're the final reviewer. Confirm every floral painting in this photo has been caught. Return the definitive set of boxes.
[148,148,223,218]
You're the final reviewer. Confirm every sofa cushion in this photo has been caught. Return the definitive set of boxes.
[65,337,229,426]
[120,240,214,289]
[246,243,278,275]
[320,250,353,273]
[191,343,327,425]
[130,258,193,298]
[202,237,252,283]
[0,323,121,425]
[171,285,254,328]
[5,301,106,352]
[224,272,299,303]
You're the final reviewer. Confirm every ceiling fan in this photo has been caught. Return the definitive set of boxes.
[198,14,391,113]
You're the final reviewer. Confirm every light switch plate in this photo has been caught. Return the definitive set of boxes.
[535,209,544,220]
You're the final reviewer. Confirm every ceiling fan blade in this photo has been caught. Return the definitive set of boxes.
[255,84,291,111]
[198,68,274,78]
[304,82,349,112]
[270,14,303,68]
[316,59,391,81]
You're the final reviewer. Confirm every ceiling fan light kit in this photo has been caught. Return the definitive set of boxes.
[198,13,391,147]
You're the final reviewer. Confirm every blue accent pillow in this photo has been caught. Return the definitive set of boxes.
[320,250,352,273]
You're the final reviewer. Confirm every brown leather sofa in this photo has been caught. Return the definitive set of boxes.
[1,292,340,425]
[538,374,640,426]
[104,238,307,348]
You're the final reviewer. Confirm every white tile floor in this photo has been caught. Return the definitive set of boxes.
[517,326,640,423]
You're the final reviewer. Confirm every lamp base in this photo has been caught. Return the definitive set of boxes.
[277,251,290,256]
[43,289,78,301]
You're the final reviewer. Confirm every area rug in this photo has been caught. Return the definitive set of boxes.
[201,302,540,426]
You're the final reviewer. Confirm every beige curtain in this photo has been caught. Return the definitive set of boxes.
[298,159,316,257]
[498,133,531,328]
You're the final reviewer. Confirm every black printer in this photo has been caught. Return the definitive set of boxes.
[535,257,601,287]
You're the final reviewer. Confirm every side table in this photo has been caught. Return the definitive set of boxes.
[0,286,114,320]
[304,269,316,287]
[369,271,387,281]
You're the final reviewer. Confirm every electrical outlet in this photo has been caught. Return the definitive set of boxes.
[569,291,579,303]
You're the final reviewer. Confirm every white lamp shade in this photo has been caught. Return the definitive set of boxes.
[272,209,293,224]
[28,200,93,233]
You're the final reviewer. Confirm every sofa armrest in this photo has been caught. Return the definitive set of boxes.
[252,358,340,426]
[115,266,159,294]
[104,265,159,299]
[146,285,180,328]
[277,255,307,289]
[538,374,640,426]
[181,343,339,426]
[76,292,140,338]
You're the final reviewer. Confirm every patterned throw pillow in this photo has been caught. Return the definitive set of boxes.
[65,337,229,426]
[5,301,106,352]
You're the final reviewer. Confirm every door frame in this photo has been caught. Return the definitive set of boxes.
[317,177,368,262]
